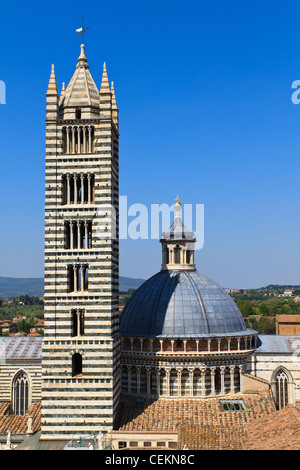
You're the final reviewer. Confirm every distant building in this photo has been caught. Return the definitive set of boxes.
[30,319,44,335]
[282,289,294,297]
[276,315,300,335]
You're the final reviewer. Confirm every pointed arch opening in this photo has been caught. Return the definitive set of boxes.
[273,368,290,410]
[12,370,30,415]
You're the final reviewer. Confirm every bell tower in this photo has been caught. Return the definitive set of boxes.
[41,44,120,441]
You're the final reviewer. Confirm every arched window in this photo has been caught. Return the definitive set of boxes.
[159,370,167,396]
[130,367,137,394]
[62,126,94,154]
[121,366,128,394]
[170,369,179,396]
[12,371,29,415]
[165,247,169,264]
[234,366,241,393]
[215,368,221,394]
[150,369,157,396]
[174,245,181,264]
[181,369,190,396]
[72,353,83,377]
[275,369,289,410]
[71,310,85,337]
[140,368,147,394]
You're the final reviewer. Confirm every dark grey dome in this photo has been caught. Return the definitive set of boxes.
[120,270,256,338]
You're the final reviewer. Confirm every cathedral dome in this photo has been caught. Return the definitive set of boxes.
[119,269,254,338]
[120,196,256,340]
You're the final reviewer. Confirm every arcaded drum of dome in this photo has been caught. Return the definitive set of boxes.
[119,270,255,338]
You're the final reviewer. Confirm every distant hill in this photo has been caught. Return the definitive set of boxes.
[0,276,145,299]
[0,277,44,298]
[119,276,145,292]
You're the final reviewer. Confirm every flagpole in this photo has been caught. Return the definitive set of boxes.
[82,16,84,45]
[76,19,90,45]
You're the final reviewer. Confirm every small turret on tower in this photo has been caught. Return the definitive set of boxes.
[100,63,112,119]
[111,81,119,130]
[46,64,59,121]
[59,82,66,104]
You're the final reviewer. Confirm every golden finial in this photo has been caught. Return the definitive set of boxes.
[174,193,182,212]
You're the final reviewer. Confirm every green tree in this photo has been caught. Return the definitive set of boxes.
[236,300,254,317]
[258,302,269,316]
[16,318,35,334]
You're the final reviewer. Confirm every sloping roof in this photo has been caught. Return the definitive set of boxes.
[15,431,68,451]
[0,402,41,435]
[120,270,256,338]
[59,44,99,110]
[116,390,275,437]
[243,405,300,450]
[162,212,195,241]
[177,423,244,450]
[256,335,300,354]
[0,337,42,361]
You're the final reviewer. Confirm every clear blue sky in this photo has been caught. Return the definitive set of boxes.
[0,0,299,288]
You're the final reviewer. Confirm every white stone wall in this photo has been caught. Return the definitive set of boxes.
[0,362,41,404]
[247,352,300,405]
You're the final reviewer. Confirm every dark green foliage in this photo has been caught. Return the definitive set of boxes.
[230,286,300,335]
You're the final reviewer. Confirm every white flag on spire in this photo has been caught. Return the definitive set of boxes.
[76,27,83,34]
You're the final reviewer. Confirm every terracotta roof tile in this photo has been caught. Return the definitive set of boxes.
[243,405,300,450]
[0,403,41,435]
[116,390,276,450]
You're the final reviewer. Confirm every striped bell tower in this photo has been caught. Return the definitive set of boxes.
[41,44,120,441]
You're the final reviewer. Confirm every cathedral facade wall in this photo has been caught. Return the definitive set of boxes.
[247,347,300,406]
[0,362,41,406]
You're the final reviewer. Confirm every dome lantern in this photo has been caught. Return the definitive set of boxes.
[160,195,196,271]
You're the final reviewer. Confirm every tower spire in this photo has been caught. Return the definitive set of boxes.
[111,81,118,109]
[111,81,119,129]
[46,64,59,121]
[77,43,88,68]
[47,64,59,96]
[100,63,111,93]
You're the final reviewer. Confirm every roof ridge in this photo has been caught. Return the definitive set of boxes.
[242,373,270,385]
[63,67,79,107]
[287,404,300,424]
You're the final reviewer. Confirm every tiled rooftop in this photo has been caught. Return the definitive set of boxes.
[0,337,42,361]
[0,396,299,450]
[243,405,300,450]
[116,390,276,448]
[177,423,245,450]
[0,402,41,435]
[257,335,300,354]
